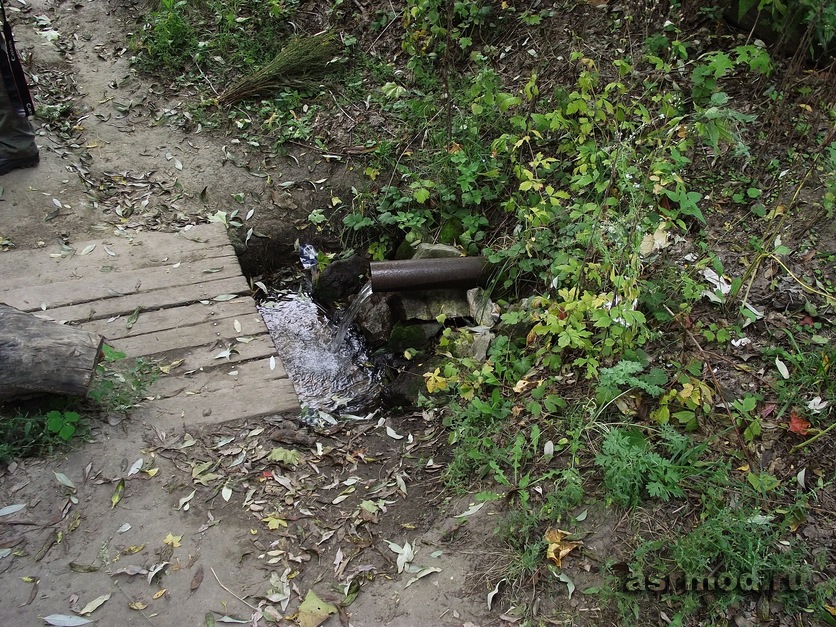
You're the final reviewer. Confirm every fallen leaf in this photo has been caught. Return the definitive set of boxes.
[69,563,99,573]
[43,616,91,626]
[555,572,575,599]
[128,601,148,611]
[404,566,441,588]
[544,528,582,567]
[127,458,143,476]
[79,244,95,256]
[112,565,148,577]
[269,355,276,371]
[177,490,196,511]
[788,412,810,436]
[152,589,167,600]
[163,533,182,548]
[233,320,242,333]
[190,566,204,591]
[385,426,404,440]
[78,593,110,615]
[121,545,145,555]
[111,479,125,509]
[54,472,76,491]
[126,307,141,330]
[456,502,485,518]
[0,503,26,517]
[775,357,790,379]
[261,513,287,530]
[213,294,238,302]
[297,589,338,627]
[158,359,184,374]
[221,485,232,502]
[267,447,301,466]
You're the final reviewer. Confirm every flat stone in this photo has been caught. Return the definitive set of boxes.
[467,287,500,328]
[411,243,464,259]
[391,289,470,321]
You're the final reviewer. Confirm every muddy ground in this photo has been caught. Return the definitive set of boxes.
[0,1,526,625]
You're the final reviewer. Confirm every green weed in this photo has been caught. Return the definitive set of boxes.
[88,346,157,413]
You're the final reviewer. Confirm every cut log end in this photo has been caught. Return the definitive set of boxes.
[0,304,105,400]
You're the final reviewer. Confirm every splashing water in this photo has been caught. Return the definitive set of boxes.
[329,281,373,353]
[258,288,381,418]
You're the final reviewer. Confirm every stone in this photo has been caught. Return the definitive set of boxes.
[355,294,395,347]
[312,254,368,304]
[467,287,500,328]
[387,321,441,353]
[448,327,495,361]
[390,289,470,321]
[411,243,464,259]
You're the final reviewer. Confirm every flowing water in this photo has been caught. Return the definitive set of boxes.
[329,282,373,353]
[258,287,381,422]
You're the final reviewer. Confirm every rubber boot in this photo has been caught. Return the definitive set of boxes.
[0,48,38,175]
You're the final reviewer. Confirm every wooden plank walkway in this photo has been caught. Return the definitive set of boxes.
[0,223,299,429]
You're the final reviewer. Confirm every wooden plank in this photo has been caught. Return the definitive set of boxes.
[0,224,234,290]
[150,357,288,398]
[95,310,274,361]
[77,300,256,339]
[24,276,251,322]
[138,359,299,428]
[139,337,282,376]
[1,254,242,310]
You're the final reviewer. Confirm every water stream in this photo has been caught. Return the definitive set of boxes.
[329,282,373,353]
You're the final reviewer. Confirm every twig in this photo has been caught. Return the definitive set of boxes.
[113,581,156,626]
[211,567,259,611]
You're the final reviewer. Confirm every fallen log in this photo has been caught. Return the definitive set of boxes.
[0,304,105,400]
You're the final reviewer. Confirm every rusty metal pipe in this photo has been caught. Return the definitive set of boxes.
[369,257,490,292]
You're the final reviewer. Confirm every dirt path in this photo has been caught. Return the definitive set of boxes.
[0,2,499,625]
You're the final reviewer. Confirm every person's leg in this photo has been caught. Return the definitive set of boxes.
[0,48,38,174]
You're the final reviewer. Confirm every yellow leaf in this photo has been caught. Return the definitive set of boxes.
[298,590,338,627]
[20,576,38,583]
[544,527,583,567]
[129,601,148,610]
[163,533,182,548]
[158,359,184,374]
[144,468,159,477]
[152,589,167,600]
[825,604,836,617]
[122,545,145,555]
[423,368,448,393]
[261,513,287,530]
[111,479,125,509]
[738,464,750,472]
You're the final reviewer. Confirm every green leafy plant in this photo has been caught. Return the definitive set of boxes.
[45,410,81,441]
[88,346,157,412]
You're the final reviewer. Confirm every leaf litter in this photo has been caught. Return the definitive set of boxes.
[112,409,452,620]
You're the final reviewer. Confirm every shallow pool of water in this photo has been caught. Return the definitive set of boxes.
[258,290,382,421]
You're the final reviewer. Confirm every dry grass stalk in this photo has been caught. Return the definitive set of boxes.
[219,32,340,105]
